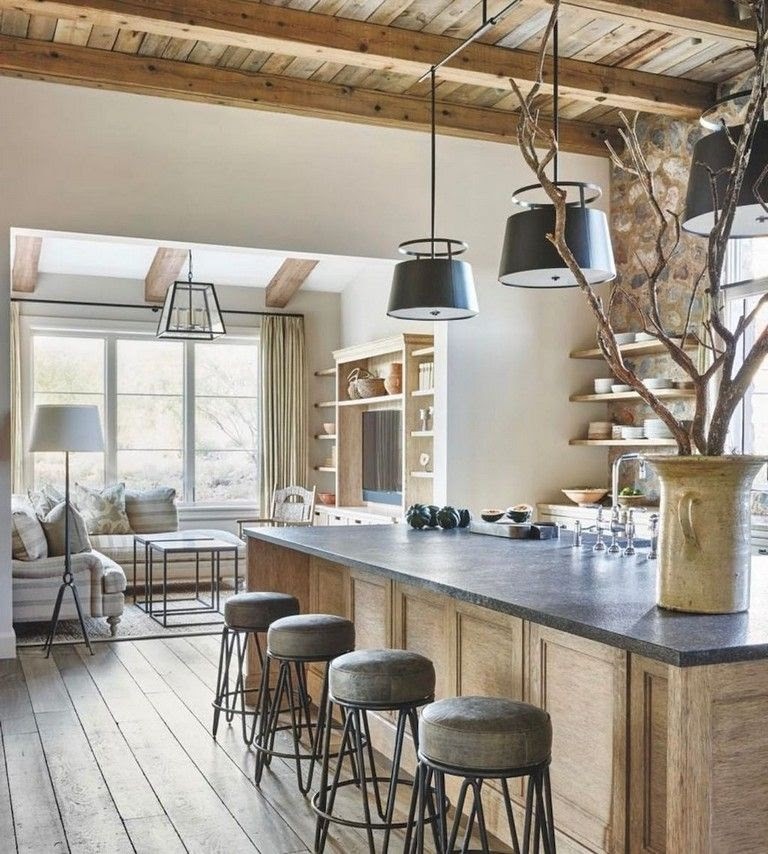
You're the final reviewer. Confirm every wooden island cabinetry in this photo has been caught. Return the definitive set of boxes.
[246,527,768,853]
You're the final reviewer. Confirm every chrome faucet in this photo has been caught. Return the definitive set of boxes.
[611,452,647,508]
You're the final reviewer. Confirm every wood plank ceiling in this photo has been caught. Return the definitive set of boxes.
[0,0,756,156]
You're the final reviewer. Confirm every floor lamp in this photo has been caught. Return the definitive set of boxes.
[29,404,104,657]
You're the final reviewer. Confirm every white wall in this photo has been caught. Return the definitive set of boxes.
[0,75,607,655]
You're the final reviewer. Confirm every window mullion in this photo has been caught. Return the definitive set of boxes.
[105,335,117,487]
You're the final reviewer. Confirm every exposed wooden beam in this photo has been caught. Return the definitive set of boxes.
[145,246,187,303]
[265,259,318,308]
[559,0,754,46]
[0,0,715,117]
[12,235,42,292]
[0,35,620,156]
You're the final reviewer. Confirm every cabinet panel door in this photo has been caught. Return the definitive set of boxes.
[350,570,392,650]
[455,602,523,700]
[629,656,669,854]
[393,583,453,699]
[309,557,350,617]
[527,624,628,854]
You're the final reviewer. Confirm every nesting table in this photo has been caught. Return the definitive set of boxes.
[133,532,240,628]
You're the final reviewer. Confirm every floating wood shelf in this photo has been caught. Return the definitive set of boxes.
[569,438,678,447]
[314,466,337,472]
[412,346,435,357]
[315,434,336,440]
[410,430,434,438]
[411,389,434,397]
[570,389,695,402]
[315,367,336,377]
[410,471,434,478]
[338,394,403,407]
[315,400,336,408]
[570,337,697,360]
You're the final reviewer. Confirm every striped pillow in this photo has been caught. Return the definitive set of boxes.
[11,510,48,561]
[125,487,178,534]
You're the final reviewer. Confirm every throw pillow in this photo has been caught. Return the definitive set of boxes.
[11,510,48,561]
[28,484,64,519]
[125,487,178,534]
[74,482,133,535]
[39,501,91,556]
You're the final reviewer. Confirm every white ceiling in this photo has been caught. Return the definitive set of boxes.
[15,231,393,293]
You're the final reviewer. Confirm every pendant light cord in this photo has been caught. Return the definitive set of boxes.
[553,19,559,186]
[431,66,436,259]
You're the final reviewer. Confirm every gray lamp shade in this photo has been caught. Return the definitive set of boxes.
[498,205,616,287]
[157,280,226,340]
[29,404,104,453]
[683,121,768,238]
[387,258,479,320]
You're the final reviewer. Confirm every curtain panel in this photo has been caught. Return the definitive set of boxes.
[259,315,308,512]
[10,302,23,493]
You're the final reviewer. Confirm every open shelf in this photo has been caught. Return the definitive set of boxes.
[411,389,434,397]
[411,430,434,438]
[570,336,697,360]
[412,346,435,357]
[338,394,403,407]
[315,367,336,377]
[314,466,337,472]
[315,434,336,440]
[569,438,678,447]
[315,400,336,408]
[410,471,434,478]
[570,388,695,402]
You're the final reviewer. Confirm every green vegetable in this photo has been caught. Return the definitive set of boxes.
[620,487,643,496]
[457,508,471,528]
[427,505,440,527]
[436,506,461,530]
[405,504,431,529]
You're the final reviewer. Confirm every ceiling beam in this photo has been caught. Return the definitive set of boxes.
[145,246,187,303]
[12,235,42,292]
[559,0,753,46]
[0,0,715,117]
[0,35,620,156]
[265,259,318,308]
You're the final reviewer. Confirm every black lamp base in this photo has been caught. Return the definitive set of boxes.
[43,573,94,658]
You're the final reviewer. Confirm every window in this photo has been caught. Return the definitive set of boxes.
[28,328,259,504]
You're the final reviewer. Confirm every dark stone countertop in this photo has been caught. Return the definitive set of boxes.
[244,524,768,668]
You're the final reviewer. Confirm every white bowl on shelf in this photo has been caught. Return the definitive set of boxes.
[611,384,632,394]
[645,378,673,389]
[594,378,615,395]
[614,332,636,345]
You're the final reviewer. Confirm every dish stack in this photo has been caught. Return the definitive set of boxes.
[644,418,673,441]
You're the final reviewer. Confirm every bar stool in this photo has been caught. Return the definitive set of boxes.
[409,696,555,854]
[313,649,436,854]
[254,613,355,794]
[212,591,300,744]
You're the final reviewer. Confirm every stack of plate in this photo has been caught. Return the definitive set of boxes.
[644,418,673,440]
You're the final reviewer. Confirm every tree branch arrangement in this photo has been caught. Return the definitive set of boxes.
[511,0,768,456]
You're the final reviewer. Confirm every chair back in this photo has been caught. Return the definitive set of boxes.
[271,485,316,525]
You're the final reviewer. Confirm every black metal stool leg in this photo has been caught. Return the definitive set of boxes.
[502,777,522,854]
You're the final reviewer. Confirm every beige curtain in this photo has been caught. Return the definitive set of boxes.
[10,302,23,494]
[259,315,308,512]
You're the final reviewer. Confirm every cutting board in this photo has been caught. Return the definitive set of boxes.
[468,520,560,540]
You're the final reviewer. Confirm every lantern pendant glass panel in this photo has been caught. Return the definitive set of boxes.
[157,280,226,340]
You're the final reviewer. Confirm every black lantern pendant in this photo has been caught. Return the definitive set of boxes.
[498,21,615,288]
[157,251,226,340]
[388,69,479,320]
[683,91,768,238]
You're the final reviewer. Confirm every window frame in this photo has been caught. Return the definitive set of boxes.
[22,316,260,507]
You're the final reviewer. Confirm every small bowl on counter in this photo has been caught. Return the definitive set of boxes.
[317,492,336,506]
[561,488,609,507]
[506,504,533,523]
[480,509,505,523]
[611,384,632,394]
[594,378,615,394]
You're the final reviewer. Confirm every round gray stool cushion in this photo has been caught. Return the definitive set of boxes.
[419,696,552,772]
[224,591,299,631]
[268,613,355,660]
[330,649,435,707]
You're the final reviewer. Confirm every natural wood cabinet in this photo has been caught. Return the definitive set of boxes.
[349,569,392,650]
[527,624,627,854]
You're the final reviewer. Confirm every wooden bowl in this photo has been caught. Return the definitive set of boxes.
[562,488,609,506]
[317,492,336,506]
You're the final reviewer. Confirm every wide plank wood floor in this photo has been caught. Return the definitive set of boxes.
[0,638,455,854]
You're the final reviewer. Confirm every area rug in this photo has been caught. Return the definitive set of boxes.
[14,586,235,648]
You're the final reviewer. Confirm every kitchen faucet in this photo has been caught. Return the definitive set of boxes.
[611,452,647,509]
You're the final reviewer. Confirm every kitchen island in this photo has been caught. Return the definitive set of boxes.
[245,524,768,854]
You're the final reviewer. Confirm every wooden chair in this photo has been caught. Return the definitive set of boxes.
[237,485,316,539]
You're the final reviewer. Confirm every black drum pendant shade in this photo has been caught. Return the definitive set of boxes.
[683,121,768,238]
[499,200,616,287]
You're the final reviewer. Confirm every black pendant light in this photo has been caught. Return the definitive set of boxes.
[683,91,768,238]
[498,21,615,288]
[157,250,226,340]
[387,68,479,320]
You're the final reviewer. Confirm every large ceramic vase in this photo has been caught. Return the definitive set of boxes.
[649,455,766,614]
